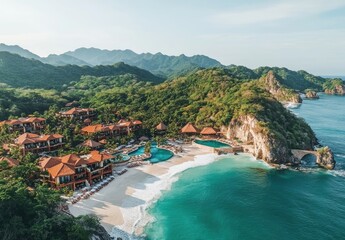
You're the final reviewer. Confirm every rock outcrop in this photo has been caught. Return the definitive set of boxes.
[325,84,345,95]
[223,115,298,165]
[261,71,302,103]
[305,90,319,99]
[316,146,336,170]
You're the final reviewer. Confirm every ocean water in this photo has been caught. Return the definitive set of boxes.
[144,94,345,240]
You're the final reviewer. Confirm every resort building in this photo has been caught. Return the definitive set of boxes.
[0,117,46,133]
[58,107,96,120]
[181,123,199,135]
[39,151,114,190]
[81,120,142,140]
[14,133,64,155]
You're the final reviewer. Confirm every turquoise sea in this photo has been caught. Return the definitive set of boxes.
[144,94,345,240]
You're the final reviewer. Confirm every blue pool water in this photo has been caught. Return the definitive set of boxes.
[144,94,345,240]
[129,143,174,163]
[194,139,229,148]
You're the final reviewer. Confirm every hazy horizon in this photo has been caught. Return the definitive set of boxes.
[1,0,345,75]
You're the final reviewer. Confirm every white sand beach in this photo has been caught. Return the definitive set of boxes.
[69,144,218,239]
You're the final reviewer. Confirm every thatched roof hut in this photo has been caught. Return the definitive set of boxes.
[156,122,167,131]
[181,123,199,134]
[200,127,217,135]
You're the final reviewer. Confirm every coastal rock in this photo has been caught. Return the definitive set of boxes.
[316,146,336,170]
[223,115,298,165]
[305,90,319,99]
[325,84,345,95]
[261,71,302,103]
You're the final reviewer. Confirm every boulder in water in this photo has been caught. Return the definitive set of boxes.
[316,146,336,170]
[305,90,319,99]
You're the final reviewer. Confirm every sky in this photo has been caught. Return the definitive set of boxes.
[0,0,345,75]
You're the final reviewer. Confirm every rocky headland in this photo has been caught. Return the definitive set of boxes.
[261,71,302,103]
[325,84,345,95]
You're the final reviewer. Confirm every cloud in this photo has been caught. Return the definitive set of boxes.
[212,0,345,25]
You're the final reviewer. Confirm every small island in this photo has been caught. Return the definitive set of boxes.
[305,89,320,99]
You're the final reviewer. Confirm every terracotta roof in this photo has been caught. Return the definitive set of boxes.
[133,120,142,125]
[61,154,86,166]
[15,133,62,145]
[16,133,40,144]
[63,107,78,115]
[108,125,119,131]
[81,124,106,133]
[39,157,61,169]
[80,140,102,149]
[0,119,22,126]
[1,117,45,126]
[181,123,199,134]
[61,107,94,115]
[0,157,19,167]
[200,127,217,135]
[48,163,75,178]
[99,139,107,144]
[21,117,46,123]
[40,152,90,178]
[156,122,167,131]
[87,150,113,163]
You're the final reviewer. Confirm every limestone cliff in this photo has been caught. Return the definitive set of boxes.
[261,71,302,103]
[316,147,336,170]
[222,115,298,165]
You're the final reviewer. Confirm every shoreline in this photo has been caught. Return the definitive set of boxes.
[69,143,218,239]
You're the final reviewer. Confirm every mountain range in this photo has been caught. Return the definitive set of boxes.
[0,43,222,78]
[0,51,163,89]
[0,43,342,92]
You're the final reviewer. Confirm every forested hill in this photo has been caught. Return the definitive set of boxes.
[78,67,316,153]
[0,51,163,89]
[225,65,329,91]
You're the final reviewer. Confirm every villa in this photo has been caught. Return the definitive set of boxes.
[58,107,96,120]
[0,117,46,133]
[81,119,142,140]
[39,151,114,190]
[14,133,64,155]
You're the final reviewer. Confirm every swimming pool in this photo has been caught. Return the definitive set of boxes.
[113,153,131,163]
[194,139,230,148]
[129,143,174,163]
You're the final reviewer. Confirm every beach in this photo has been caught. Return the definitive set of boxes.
[69,143,217,239]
